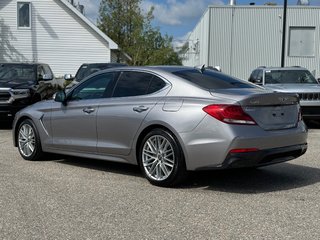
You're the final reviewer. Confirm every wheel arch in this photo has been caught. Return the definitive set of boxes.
[135,123,186,166]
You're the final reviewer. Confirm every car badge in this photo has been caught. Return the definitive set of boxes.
[250,99,260,105]
[278,97,288,102]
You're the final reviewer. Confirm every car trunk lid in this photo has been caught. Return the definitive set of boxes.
[211,89,300,130]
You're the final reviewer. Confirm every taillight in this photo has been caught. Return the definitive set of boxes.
[203,104,256,125]
[298,106,302,122]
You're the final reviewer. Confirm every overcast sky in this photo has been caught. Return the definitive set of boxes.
[77,0,320,46]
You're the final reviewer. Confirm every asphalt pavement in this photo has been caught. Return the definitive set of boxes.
[0,123,319,239]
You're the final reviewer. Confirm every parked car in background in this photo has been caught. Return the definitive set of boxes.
[13,66,307,187]
[64,62,127,88]
[249,66,320,120]
[0,63,58,121]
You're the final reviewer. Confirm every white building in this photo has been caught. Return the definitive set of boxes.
[182,4,320,80]
[0,0,125,77]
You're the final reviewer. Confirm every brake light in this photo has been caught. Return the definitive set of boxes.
[229,148,259,153]
[203,104,256,125]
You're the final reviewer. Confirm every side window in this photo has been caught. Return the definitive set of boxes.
[249,70,257,82]
[112,72,152,97]
[147,76,166,94]
[43,65,53,76]
[257,70,263,81]
[70,73,114,100]
[17,2,31,28]
[37,66,45,79]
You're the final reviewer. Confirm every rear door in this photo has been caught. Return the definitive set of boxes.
[96,71,168,156]
[50,72,115,153]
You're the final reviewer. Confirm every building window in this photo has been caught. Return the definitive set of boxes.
[289,27,315,57]
[17,2,31,28]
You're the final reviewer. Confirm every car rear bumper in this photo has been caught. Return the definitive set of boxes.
[180,116,308,171]
[220,143,307,169]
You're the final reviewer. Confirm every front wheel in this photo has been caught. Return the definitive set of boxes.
[139,129,186,187]
[17,119,43,161]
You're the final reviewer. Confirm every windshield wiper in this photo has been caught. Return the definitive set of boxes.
[0,79,18,84]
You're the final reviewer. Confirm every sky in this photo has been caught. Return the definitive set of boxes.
[77,0,320,47]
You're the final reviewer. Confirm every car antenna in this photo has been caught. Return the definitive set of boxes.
[194,64,205,74]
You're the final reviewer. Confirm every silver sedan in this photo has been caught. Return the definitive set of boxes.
[12,66,308,187]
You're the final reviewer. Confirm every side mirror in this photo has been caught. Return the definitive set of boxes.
[317,78,320,84]
[64,74,74,81]
[253,78,263,85]
[39,74,53,81]
[54,90,67,105]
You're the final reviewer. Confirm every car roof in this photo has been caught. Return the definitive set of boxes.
[97,65,242,86]
[256,66,308,71]
[101,65,213,73]
[80,63,127,66]
[97,65,240,82]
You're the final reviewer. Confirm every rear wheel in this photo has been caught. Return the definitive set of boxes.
[139,129,186,187]
[17,119,43,161]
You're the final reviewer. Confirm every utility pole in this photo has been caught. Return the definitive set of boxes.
[281,0,288,67]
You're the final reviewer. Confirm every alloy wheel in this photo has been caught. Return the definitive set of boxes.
[142,135,175,181]
[18,123,36,158]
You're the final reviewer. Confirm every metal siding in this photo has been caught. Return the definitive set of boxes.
[208,7,233,74]
[183,9,210,67]
[231,7,283,79]
[201,10,209,66]
[285,7,320,77]
[183,6,320,79]
[0,0,112,77]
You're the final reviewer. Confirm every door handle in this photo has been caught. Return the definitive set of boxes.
[83,107,95,114]
[133,106,149,113]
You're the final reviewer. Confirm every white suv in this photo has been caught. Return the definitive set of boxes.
[249,66,320,120]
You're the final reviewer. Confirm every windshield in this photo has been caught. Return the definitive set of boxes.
[172,69,256,90]
[75,65,101,82]
[0,64,36,82]
[265,69,317,84]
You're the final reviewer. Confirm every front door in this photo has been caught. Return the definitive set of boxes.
[50,72,116,153]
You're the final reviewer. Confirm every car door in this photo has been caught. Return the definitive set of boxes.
[96,71,168,156]
[50,72,115,153]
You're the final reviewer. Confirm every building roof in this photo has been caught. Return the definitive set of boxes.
[58,0,118,50]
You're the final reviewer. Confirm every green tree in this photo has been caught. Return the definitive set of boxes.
[98,0,181,65]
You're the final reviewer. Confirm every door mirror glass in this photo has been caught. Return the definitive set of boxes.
[54,90,66,103]
[39,74,53,81]
[64,74,74,81]
[252,78,262,85]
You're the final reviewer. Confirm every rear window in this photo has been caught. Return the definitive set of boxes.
[172,69,255,90]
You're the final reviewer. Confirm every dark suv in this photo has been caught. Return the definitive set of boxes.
[0,63,58,121]
[64,63,127,88]
[249,66,320,120]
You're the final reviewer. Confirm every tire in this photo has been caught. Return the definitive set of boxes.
[17,119,43,161]
[138,128,187,187]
